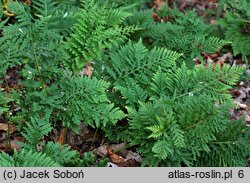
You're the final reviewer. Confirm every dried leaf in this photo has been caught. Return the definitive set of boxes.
[108,149,125,164]
[95,144,108,157]
[125,150,142,163]
[79,62,94,77]
[110,142,127,153]
[236,102,247,109]
[0,140,21,151]
[154,0,166,10]
[0,123,16,134]
[57,128,66,144]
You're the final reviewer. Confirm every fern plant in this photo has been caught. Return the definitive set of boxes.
[57,75,125,132]
[97,39,182,109]
[0,1,87,167]
[64,0,138,70]
[0,1,71,120]
[20,114,52,148]
[31,0,77,36]
[0,149,60,167]
[0,111,104,167]
[195,119,250,167]
[14,113,80,166]
[99,41,250,166]
[126,9,230,67]
[220,0,250,60]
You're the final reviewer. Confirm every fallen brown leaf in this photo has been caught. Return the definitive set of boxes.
[108,148,125,164]
[154,0,166,10]
[95,144,108,157]
[79,62,94,77]
[0,139,21,151]
[57,128,66,144]
[110,142,127,153]
[0,123,16,134]
[125,150,142,163]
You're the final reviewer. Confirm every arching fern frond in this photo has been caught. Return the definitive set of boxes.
[21,115,52,147]
[0,149,60,167]
[105,39,182,84]
[0,152,14,167]
[42,142,79,166]
[58,76,125,132]
[32,0,58,17]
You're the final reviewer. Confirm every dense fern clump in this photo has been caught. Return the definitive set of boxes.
[220,0,250,59]
[100,41,250,166]
[0,0,113,167]
[0,0,76,78]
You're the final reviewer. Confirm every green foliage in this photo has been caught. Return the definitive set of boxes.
[0,0,249,168]
[0,0,70,122]
[196,119,250,167]
[0,0,76,78]
[0,149,60,167]
[0,145,107,167]
[127,9,230,66]
[220,0,250,59]
[99,40,182,109]
[0,89,14,115]
[129,65,248,166]
[42,142,80,166]
[100,40,249,166]
[64,0,138,70]
[31,0,77,36]
[20,115,52,147]
[58,75,125,132]
[66,151,108,167]
[16,113,81,167]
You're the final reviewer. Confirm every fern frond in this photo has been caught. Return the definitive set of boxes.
[58,76,125,131]
[21,115,52,146]
[117,59,245,166]
[220,0,250,57]
[32,0,58,17]
[147,123,165,139]
[14,149,60,167]
[152,140,173,160]
[65,1,138,70]
[204,36,231,54]
[115,79,148,108]
[0,3,30,76]
[0,149,60,167]
[106,40,182,83]
[0,152,15,167]
[196,119,250,166]
[42,142,79,166]
[134,10,230,66]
